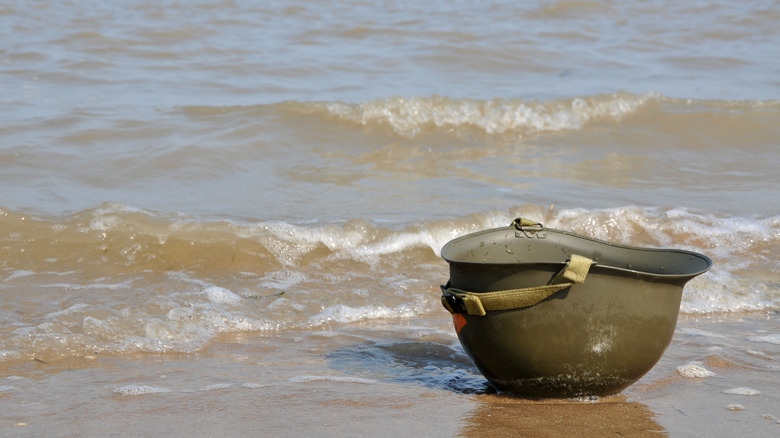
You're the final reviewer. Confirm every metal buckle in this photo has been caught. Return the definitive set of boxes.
[512,217,546,239]
[440,285,467,314]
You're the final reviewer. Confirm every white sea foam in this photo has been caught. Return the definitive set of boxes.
[540,207,779,314]
[166,271,211,288]
[113,384,171,396]
[310,330,340,337]
[676,362,716,378]
[258,269,306,291]
[204,286,242,305]
[308,304,417,326]
[265,296,305,312]
[723,387,761,396]
[44,303,90,319]
[348,232,430,263]
[746,349,773,359]
[199,383,233,391]
[82,316,123,339]
[165,306,196,321]
[749,334,780,345]
[143,206,776,319]
[551,206,777,256]
[241,382,274,389]
[288,375,376,384]
[321,93,658,138]
[2,206,775,364]
[249,208,778,317]
[43,278,137,292]
[255,221,366,265]
[2,270,36,282]
[0,350,20,360]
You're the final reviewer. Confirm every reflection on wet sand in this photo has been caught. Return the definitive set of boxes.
[461,394,666,437]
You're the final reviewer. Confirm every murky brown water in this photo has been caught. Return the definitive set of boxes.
[2,1,778,435]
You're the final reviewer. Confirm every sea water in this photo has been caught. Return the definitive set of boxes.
[1,1,778,436]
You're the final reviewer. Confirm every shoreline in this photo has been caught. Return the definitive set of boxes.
[1,312,777,437]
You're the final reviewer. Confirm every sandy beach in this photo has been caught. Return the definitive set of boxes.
[2,312,777,437]
[2,1,778,436]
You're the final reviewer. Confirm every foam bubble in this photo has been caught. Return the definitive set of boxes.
[199,383,233,391]
[113,384,171,396]
[727,404,744,411]
[723,387,761,396]
[288,375,376,384]
[204,286,242,305]
[676,362,716,378]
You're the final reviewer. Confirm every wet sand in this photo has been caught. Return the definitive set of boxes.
[2,313,777,437]
[1,368,665,437]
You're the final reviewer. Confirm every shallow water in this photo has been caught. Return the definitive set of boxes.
[1,0,779,436]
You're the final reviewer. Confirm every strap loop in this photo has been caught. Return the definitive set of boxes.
[441,255,593,316]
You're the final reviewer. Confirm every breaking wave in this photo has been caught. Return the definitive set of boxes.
[0,203,777,362]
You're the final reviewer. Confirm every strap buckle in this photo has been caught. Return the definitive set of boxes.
[512,217,545,238]
[440,283,467,314]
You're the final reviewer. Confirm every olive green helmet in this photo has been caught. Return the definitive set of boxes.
[441,218,712,398]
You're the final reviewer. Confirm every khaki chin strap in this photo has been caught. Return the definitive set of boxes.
[440,254,593,316]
